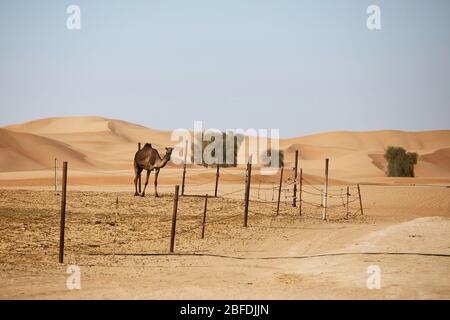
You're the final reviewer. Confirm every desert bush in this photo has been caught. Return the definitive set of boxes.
[261,148,284,168]
[384,146,418,177]
[192,131,244,167]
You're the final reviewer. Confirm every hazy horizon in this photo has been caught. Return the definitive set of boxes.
[1,0,449,137]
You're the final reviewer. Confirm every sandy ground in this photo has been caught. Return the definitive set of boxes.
[1,183,449,299]
[1,116,449,299]
[2,117,450,181]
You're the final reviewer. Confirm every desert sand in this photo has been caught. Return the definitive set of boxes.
[2,116,450,179]
[0,116,449,299]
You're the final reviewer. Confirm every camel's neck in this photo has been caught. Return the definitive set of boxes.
[155,153,171,169]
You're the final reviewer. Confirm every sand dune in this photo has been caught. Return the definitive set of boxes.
[368,147,450,178]
[6,116,178,170]
[6,116,175,147]
[281,131,450,180]
[2,116,450,182]
[421,148,450,171]
[282,130,450,152]
[0,128,97,172]
[285,143,352,160]
[6,116,111,134]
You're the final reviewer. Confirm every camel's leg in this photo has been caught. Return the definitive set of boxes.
[133,166,143,196]
[154,169,160,197]
[141,170,151,197]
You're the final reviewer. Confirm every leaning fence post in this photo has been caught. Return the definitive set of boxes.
[214,164,220,197]
[138,143,142,194]
[357,184,364,215]
[292,150,299,207]
[58,161,68,264]
[322,158,329,221]
[181,140,188,196]
[201,194,208,239]
[243,155,252,227]
[170,185,180,253]
[276,167,284,216]
[299,168,303,216]
[346,186,349,219]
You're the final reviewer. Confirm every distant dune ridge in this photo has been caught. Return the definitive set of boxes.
[1,116,449,181]
[0,128,96,172]
[3,117,175,172]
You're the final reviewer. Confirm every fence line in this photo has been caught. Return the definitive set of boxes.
[174,158,365,221]
[58,155,367,260]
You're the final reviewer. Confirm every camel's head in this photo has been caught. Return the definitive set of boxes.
[165,147,174,159]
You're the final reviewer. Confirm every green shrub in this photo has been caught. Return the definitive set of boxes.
[384,146,418,177]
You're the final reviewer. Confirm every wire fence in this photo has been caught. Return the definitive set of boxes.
[158,162,365,221]
[40,154,367,263]
[72,164,363,256]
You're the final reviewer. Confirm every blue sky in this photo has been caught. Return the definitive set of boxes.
[0,0,449,137]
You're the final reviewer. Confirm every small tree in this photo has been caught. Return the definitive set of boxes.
[384,146,418,177]
[191,131,243,167]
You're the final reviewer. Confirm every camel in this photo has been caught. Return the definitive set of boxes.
[133,143,173,197]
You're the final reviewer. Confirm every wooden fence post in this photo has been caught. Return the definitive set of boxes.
[276,167,284,216]
[113,196,118,259]
[201,194,208,239]
[299,168,303,216]
[138,143,142,194]
[346,186,349,219]
[181,140,188,196]
[214,164,220,197]
[322,158,329,221]
[54,158,58,194]
[170,185,180,253]
[357,184,364,215]
[243,156,252,227]
[292,150,299,207]
[58,161,68,263]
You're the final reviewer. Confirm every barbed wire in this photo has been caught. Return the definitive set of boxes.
[301,188,323,197]
[219,187,247,197]
[53,164,367,257]
[301,176,324,192]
